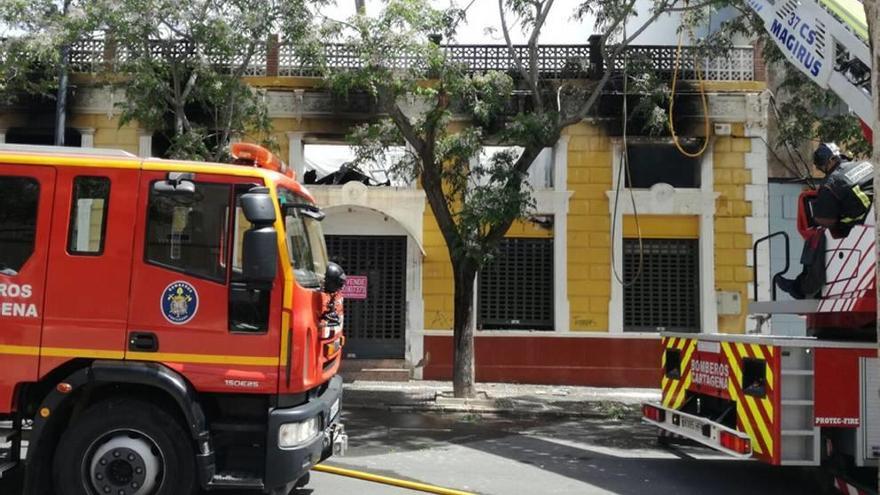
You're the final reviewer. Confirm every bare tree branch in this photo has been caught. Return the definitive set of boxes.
[665,0,717,12]
[498,0,533,84]
[561,0,678,127]
[387,102,425,156]
[528,0,555,46]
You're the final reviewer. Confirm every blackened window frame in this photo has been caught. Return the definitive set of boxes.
[624,143,702,189]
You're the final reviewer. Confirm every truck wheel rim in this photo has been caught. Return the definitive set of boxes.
[84,429,164,495]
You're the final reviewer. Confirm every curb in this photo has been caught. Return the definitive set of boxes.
[343,390,643,419]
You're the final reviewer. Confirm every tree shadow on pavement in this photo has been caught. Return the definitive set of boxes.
[341,407,825,495]
[462,426,822,495]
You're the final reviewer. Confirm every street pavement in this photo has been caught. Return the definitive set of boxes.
[297,407,825,495]
[1,403,831,495]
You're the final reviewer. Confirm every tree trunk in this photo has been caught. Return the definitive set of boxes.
[451,258,477,398]
[174,104,186,136]
[54,0,72,147]
[54,43,69,147]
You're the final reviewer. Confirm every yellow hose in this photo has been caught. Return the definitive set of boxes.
[669,29,711,158]
[313,464,478,495]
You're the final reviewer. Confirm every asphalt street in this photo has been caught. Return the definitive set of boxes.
[2,407,829,495]
[298,408,826,495]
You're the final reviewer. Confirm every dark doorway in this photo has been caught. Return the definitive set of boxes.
[326,235,407,358]
[6,127,82,147]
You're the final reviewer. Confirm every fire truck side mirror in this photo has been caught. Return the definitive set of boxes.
[242,226,278,284]
[153,173,196,196]
[240,187,276,224]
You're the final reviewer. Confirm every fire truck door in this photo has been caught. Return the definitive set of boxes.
[0,165,55,412]
[126,173,281,394]
[41,168,140,376]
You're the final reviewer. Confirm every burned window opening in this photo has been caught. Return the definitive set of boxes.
[625,142,702,189]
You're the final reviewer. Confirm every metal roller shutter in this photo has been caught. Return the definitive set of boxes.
[623,238,700,332]
[325,235,407,358]
[478,238,554,330]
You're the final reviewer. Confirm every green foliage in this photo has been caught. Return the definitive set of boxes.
[0,39,57,105]
[103,0,317,160]
[763,42,872,159]
[0,0,107,104]
[326,0,542,268]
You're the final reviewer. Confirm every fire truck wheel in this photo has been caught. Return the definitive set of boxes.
[52,398,197,495]
[294,472,311,488]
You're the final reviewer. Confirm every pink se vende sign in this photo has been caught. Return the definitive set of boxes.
[341,275,368,300]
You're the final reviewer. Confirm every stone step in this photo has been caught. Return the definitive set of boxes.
[341,368,411,383]
[340,359,408,372]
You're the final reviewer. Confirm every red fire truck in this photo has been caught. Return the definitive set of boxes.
[643,0,878,490]
[643,189,878,491]
[0,142,347,495]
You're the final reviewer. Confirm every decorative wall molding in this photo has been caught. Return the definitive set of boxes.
[743,123,771,334]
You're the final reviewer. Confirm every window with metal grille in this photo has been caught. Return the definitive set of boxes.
[623,238,699,332]
[478,238,554,330]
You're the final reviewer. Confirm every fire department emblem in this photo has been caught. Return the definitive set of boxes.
[161,281,199,325]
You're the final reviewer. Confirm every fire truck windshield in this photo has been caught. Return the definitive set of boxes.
[278,188,329,289]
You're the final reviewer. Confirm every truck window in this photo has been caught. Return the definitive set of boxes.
[68,176,110,255]
[0,176,39,275]
[145,182,231,282]
[278,188,329,289]
[285,208,319,288]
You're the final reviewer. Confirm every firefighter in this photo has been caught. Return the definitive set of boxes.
[776,143,874,299]
[808,143,874,233]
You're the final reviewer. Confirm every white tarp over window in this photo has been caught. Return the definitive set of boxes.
[304,144,409,186]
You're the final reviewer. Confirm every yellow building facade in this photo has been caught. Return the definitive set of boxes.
[0,47,772,386]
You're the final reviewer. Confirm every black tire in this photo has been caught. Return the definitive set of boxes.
[52,398,197,495]
[295,472,311,488]
[656,433,672,447]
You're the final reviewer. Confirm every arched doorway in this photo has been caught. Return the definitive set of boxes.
[323,205,424,359]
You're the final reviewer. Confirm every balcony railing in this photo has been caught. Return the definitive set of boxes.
[63,39,757,82]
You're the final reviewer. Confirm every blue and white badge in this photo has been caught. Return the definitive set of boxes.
[161,281,199,325]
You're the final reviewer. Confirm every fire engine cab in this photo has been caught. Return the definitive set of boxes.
[0,142,347,495]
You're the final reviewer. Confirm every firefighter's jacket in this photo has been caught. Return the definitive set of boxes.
[812,160,874,236]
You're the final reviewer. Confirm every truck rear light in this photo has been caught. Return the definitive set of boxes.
[642,404,666,423]
[719,431,751,454]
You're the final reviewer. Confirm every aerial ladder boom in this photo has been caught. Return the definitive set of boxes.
[747,0,873,129]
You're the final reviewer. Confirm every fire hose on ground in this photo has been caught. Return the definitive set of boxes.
[313,464,477,495]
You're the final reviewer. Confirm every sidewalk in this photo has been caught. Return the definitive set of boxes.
[343,380,660,418]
